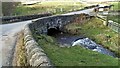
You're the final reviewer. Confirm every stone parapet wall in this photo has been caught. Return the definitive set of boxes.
[23,25,52,67]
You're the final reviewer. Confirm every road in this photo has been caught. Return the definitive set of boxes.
[0,21,32,67]
[62,8,96,16]
[0,8,95,67]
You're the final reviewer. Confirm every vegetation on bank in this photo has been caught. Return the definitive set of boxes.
[108,15,120,24]
[13,32,28,66]
[33,33,118,66]
[65,17,119,57]
[13,2,85,16]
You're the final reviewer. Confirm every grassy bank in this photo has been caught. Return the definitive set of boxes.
[108,15,120,24]
[33,32,118,66]
[65,17,119,57]
[13,1,85,16]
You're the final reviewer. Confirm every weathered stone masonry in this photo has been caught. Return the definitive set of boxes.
[24,25,52,66]
[29,15,76,34]
[23,14,92,67]
[23,15,77,67]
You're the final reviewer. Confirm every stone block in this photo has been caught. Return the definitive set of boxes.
[25,40,37,47]
[24,31,31,37]
[24,35,34,44]
[29,52,46,66]
[32,55,50,66]
[26,44,37,54]
[28,47,45,60]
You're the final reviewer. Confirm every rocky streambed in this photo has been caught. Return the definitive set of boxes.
[52,32,116,57]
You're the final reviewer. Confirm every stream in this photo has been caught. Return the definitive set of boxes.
[52,32,116,57]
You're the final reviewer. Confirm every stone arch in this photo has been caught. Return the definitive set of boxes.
[47,27,61,36]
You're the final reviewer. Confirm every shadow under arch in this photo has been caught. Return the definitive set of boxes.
[47,27,61,36]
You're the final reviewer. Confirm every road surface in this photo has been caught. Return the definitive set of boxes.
[0,8,95,67]
[62,8,96,16]
[0,20,32,67]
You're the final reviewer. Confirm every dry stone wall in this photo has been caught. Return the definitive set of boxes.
[23,25,52,67]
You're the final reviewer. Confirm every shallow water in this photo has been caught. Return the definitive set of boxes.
[53,33,116,57]
[54,33,85,45]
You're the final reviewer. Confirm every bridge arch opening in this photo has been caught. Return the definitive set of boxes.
[47,27,61,36]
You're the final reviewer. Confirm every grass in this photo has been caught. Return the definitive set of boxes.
[109,2,120,11]
[12,1,85,16]
[107,2,120,24]
[100,2,120,24]
[33,32,118,66]
[65,17,119,57]
[108,15,120,24]
[13,32,28,66]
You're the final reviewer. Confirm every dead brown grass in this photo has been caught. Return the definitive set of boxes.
[13,31,28,66]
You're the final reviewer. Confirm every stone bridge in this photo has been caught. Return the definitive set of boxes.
[29,15,77,35]
[23,14,83,66]
[22,14,92,67]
